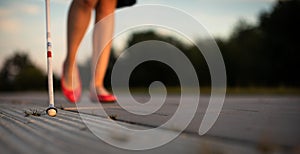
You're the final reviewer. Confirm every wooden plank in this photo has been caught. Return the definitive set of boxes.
[1,93,298,153]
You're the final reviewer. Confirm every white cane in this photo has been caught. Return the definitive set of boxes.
[45,0,57,117]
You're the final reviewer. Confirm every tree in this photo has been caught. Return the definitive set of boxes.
[123,30,209,87]
[218,0,300,87]
[0,52,48,91]
[259,0,300,86]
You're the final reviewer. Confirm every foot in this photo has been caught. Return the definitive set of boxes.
[90,86,116,103]
[62,62,81,90]
[95,87,111,95]
[61,61,82,103]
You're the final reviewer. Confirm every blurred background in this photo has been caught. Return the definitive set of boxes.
[0,0,299,93]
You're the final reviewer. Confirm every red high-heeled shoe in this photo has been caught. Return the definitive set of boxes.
[90,92,116,103]
[61,70,81,103]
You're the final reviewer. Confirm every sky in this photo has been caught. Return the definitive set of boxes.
[0,0,276,76]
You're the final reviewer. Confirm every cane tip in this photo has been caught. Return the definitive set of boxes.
[47,108,57,117]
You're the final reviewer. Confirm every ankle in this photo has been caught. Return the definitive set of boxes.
[63,60,77,74]
[90,84,110,95]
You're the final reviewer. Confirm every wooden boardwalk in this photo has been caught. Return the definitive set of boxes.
[0,92,299,154]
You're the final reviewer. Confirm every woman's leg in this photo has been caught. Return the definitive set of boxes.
[91,0,117,95]
[63,0,98,89]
